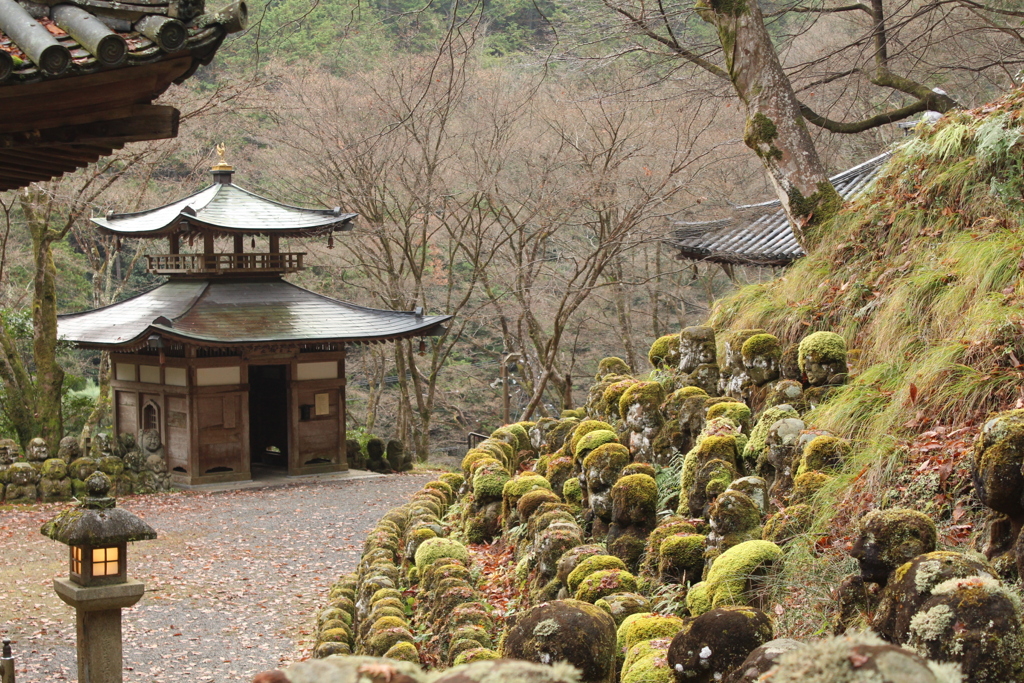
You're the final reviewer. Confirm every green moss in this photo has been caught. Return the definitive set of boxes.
[621,639,674,683]
[562,477,583,505]
[474,471,511,500]
[597,357,632,379]
[797,435,851,475]
[790,471,832,504]
[641,520,699,574]
[744,112,780,160]
[567,554,628,593]
[797,331,847,371]
[517,489,561,521]
[742,404,800,465]
[619,382,667,420]
[618,614,686,655]
[574,429,620,460]
[706,402,751,429]
[371,588,403,604]
[600,380,639,417]
[506,423,532,453]
[583,443,631,474]
[462,449,496,475]
[612,473,658,509]
[452,647,500,666]
[369,615,409,633]
[383,640,420,663]
[686,539,783,616]
[574,568,638,603]
[423,479,455,503]
[648,334,681,368]
[570,420,617,455]
[762,504,814,545]
[319,627,351,643]
[367,626,414,656]
[741,333,782,361]
[414,538,469,572]
[659,534,706,570]
[621,462,656,478]
[788,180,844,235]
[503,473,551,499]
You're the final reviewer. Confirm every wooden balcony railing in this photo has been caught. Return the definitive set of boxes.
[145,252,305,275]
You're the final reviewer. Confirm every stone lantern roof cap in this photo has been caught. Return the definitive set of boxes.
[40,472,157,546]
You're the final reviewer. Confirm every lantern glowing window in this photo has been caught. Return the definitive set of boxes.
[69,543,127,586]
[92,547,120,576]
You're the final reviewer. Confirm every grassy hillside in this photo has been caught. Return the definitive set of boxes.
[708,85,1024,630]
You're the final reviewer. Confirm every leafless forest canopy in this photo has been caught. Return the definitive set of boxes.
[1,0,1021,455]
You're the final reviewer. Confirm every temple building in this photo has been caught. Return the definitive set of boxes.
[57,157,449,486]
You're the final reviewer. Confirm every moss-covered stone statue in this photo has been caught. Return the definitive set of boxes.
[797,331,848,386]
[971,408,1024,577]
[764,632,961,683]
[607,473,659,570]
[834,508,937,634]
[686,540,783,616]
[618,382,666,463]
[500,599,617,683]
[667,606,773,683]
[582,442,630,540]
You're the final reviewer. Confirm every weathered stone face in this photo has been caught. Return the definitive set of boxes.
[850,509,937,586]
[667,606,773,683]
[9,462,40,486]
[57,436,80,463]
[679,326,717,373]
[40,476,72,502]
[500,600,617,683]
[0,439,20,465]
[723,638,802,683]
[27,437,48,462]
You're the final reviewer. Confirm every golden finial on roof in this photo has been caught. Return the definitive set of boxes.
[211,143,233,172]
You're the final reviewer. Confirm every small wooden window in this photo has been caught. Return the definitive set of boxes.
[71,546,82,575]
[143,402,159,431]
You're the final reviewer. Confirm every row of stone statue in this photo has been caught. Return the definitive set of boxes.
[0,430,171,503]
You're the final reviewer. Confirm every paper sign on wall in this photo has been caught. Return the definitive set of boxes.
[315,392,330,416]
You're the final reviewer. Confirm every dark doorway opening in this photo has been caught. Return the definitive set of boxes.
[249,364,288,470]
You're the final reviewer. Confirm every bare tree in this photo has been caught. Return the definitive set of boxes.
[573,0,1023,245]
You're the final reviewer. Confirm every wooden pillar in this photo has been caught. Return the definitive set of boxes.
[339,348,347,471]
[203,233,215,271]
[233,234,243,254]
[168,233,179,254]
[269,235,280,254]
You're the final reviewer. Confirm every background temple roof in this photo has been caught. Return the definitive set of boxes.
[666,151,892,266]
[93,182,357,236]
[0,0,245,191]
[57,279,450,348]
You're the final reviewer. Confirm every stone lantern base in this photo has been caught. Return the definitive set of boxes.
[54,579,145,683]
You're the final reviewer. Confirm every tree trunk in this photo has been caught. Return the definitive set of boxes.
[699,0,841,248]
[80,352,110,450]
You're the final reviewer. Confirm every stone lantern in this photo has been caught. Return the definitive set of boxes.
[41,471,156,683]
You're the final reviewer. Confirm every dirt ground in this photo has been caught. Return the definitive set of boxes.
[0,473,432,682]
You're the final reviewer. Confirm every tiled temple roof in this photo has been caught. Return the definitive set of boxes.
[58,279,451,349]
[0,0,246,190]
[94,182,357,236]
[667,151,892,266]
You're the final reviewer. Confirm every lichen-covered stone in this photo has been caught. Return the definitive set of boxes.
[972,409,1024,537]
[872,550,996,644]
[705,402,751,434]
[557,544,607,586]
[789,470,832,504]
[722,638,802,683]
[904,575,1024,683]
[679,326,716,373]
[764,632,959,683]
[667,606,773,683]
[850,508,937,585]
[500,599,617,683]
[688,458,737,518]
[707,490,762,556]
[686,540,783,616]
[594,592,651,626]
[610,474,658,528]
[796,435,851,475]
[275,655,423,682]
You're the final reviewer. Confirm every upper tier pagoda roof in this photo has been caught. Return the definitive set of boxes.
[93,181,357,236]
[57,279,450,349]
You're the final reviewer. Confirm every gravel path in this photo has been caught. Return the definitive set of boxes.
[0,472,432,682]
